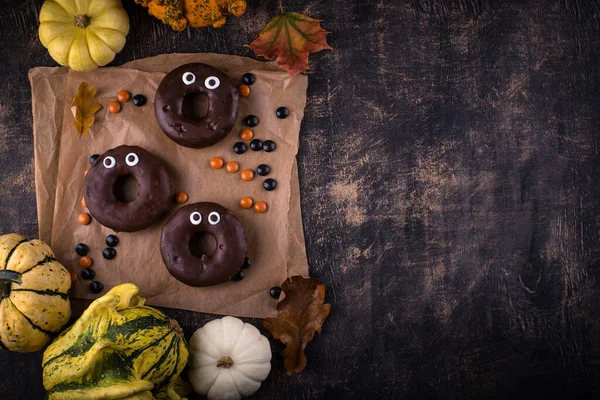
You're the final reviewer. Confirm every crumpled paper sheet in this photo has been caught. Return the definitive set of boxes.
[28,53,309,318]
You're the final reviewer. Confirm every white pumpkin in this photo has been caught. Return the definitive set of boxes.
[188,316,272,400]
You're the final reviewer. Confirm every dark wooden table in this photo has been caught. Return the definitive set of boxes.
[2,0,600,398]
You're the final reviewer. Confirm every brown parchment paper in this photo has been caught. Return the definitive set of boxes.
[29,53,309,318]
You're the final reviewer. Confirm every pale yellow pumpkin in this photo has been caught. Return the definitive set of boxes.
[38,0,130,71]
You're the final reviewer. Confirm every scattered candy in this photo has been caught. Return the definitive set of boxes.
[232,270,245,281]
[244,115,259,127]
[263,140,276,152]
[105,235,119,247]
[240,128,254,141]
[103,248,116,260]
[75,243,89,256]
[233,142,247,154]
[90,281,104,294]
[254,201,268,213]
[269,286,282,299]
[108,101,121,114]
[257,164,271,176]
[242,73,255,86]
[81,268,95,280]
[250,139,263,151]
[241,257,252,269]
[84,167,90,177]
[78,213,91,225]
[226,161,239,173]
[210,157,224,169]
[132,94,146,106]
[263,178,277,191]
[175,192,188,204]
[79,256,92,268]
[69,270,77,284]
[89,154,100,164]
[81,196,87,208]
[117,90,131,102]
[276,106,289,119]
[238,84,251,97]
[240,196,254,209]
[241,169,254,181]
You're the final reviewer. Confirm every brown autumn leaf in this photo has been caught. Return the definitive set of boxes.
[247,12,332,79]
[263,276,331,375]
[71,82,102,137]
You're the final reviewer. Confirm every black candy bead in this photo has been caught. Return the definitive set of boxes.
[232,270,245,281]
[132,94,147,106]
[244,115,259,127]
[276,107,289,119]
[242,73,256,86]
[89,154,100,164]
[241,257,251,269]
[75,243,89,256]
[250,139,263,151]
[257,164,271,176]
[269,287,282,299]
[233,142,247,154]
[81,268,95,280]
[263,178,277,191]
[105,234,119,247]
[263,140,276,152]
[103,248,116,260]
[90,281,104,294]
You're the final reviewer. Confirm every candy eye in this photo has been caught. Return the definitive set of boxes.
[182,72,196,85]
[190,212,202,225]
[208,211,220,225]
[103,156,116,169]
[205,76,220,90]
[125,153,139,166]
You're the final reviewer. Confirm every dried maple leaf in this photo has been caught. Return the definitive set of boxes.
[263,276,331,375]
[248,12,332,78]
[71,82,102,137]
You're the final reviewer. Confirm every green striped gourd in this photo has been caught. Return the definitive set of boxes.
[42,283,189,400]
[0,233,71,352]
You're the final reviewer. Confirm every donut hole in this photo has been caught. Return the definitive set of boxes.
[189,232,217,259]
[182,93,209,121]
[113,175,140,203]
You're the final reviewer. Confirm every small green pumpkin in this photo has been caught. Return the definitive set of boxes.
[42,283,189,400]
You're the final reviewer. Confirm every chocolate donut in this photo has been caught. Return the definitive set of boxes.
[160,202,247,287]
[84,145,171,232]
[154,63,239,148]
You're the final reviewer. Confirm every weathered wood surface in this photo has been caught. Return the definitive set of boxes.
[1,0,600,398]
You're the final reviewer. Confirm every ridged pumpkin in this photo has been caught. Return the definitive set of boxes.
[42,283,190,400]
[0,233,71,352]
[38,0,130,71]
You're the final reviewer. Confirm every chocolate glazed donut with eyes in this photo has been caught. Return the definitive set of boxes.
[84,145,171,232]
[160,202,247,287]
[155,63,239,148]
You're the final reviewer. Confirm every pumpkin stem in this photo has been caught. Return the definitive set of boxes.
[0,270,22,299]
[170,319,184,337]
[74,14,90,28]
[217,356,233,368]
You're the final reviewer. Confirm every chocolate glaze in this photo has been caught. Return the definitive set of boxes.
[160,202,247,287]
[154,63,239,148]
[84,145,171,232]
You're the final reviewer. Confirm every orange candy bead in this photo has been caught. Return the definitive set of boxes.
[240,128,254,141]
[175,192,188,204]
[84,167,90,176]
[254,201,268,213]
[240,196,254,209]
[69,270,77,284]
[226,161,239,173]
[81,196,87,208]
[78,213,91,225]
[210,157,224,169]
[117,90,131,102]
[241,169,254,181]
[108,101,121,113]
[79,256,92,268]
[238,84,251,97]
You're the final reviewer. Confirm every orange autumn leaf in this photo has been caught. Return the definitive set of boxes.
[71,82,102,137]
[263,276,331,375]
[248,12,332,78]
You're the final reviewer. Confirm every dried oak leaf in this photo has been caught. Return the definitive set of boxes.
[263,276,331,375]
[71,82,102,137]
[248,12,332,79]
